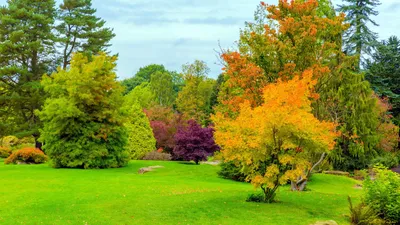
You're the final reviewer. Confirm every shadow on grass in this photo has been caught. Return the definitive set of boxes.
[177,161,199,165]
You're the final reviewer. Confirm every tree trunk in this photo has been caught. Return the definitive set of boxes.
[355,11,362,70]
[35,141,43,151]
[261,185,279,203]
[291,153,326,191]
[33,134,43,151]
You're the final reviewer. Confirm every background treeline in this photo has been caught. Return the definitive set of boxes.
[0,0,399,172]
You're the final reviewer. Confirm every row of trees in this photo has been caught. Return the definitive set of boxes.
[0,0,222,168]
[0,0,398,200]
[121,61,218,126]
[36,53,219,168]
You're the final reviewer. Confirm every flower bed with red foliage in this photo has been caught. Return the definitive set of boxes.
[5,147,48,164]
[0,146,12,158]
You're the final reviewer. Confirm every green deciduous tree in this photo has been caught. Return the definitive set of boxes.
[124,82,155,109]
[57,0,115,69]
[121,64,167,94]
[150,71,175,107]
[124,102,156,160]
[337,0,381,68]
[0,0,57,147]
[37,53,129,168]
[176,60,215,125]
[209,74,225,113]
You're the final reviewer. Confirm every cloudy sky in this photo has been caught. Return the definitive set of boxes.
[1,0,399,79]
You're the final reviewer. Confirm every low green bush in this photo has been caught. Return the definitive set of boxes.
[218,161,247,182]
[5,147,48,165]
[142,151,171,161]
[364,166,400,223]
[246,192,265,203]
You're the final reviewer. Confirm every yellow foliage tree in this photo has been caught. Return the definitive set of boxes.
[213,70,338,202]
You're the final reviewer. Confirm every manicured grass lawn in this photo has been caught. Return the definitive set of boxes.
[0,159,361,225]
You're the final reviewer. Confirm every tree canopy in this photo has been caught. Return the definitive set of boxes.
[37,53,129,168]
[213,70,338,202]
[57,0,115,69]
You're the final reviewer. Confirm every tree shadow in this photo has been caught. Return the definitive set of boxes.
[177,161,198,165]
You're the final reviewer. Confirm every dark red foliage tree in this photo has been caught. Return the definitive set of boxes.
[150,121,175,151]
[146,106,186,153]
[173,120,220,164]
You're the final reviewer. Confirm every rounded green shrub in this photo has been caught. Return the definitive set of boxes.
[125,102,156,159]
[37,53,129,169]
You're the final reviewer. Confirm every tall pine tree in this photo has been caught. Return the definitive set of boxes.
[337,0,380,69]
[365,36,400,125]
[56,0,115,69]
[0,0,56,147]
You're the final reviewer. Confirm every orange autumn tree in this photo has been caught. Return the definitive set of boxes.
[213,70,338,203]
[217,0,347,116]
[375,97,399,152]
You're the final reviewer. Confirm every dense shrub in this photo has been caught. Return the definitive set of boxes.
[17,136,35,147]
[173,120,220,164]
[142,151,172,161]
[125,102,156,159]
[370,153,399,169]
[1,136,19,148]
[5,147,48,164]
[0,146,12,158]
[218,161,247,182]
[1,136,36,151]
[348,196,385,225]
[37,53,129,169]
[364,166,400,223]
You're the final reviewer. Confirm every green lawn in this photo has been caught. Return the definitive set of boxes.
[0,160,361,225]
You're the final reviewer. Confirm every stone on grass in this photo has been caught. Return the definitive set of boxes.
[138,165,164,174]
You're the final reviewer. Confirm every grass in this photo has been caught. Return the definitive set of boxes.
[0,160,361,225]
